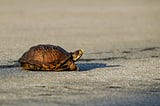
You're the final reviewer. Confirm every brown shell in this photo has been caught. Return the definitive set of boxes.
[19,44,72,70]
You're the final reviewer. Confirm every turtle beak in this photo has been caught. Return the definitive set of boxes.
[80,49,85,54]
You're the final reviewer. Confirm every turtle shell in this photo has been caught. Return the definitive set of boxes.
[19,44,72,71]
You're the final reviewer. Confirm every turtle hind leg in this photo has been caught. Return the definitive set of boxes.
[20,63,33,70]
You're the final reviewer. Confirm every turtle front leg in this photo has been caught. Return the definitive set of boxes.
[55,63,78,71]
[69,63,79,71]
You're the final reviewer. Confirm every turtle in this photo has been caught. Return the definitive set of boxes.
[18,44,84,71]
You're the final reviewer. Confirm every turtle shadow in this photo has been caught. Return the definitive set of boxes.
[77,63,120,71]
[0,63,120,72]
[0,63,20,69]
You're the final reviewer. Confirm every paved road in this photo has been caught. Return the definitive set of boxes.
[0,0,160,106]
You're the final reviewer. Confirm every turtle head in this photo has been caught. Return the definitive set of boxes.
[71,49,84,62]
